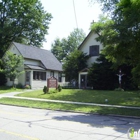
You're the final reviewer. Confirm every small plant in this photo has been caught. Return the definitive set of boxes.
[57,84,62,92]
[24,85,30,89]
[114,87,124,91]
[43,86,49,94]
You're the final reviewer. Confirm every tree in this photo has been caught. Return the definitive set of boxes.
[0,51,24,86]
[51,38,67,61]
[0,72,7,86]
[0,0,52,57]
[63,50,89,82]
[88,54,118,90]
[51,28,86,61]
[91,0,140,85]
[88,54,136,90]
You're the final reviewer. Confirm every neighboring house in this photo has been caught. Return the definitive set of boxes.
[78,31,103,88]
[6,42,63,89]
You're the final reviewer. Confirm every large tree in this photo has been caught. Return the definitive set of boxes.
[51,28,86,61]
[63,50,89,82]
[91,0,140,85]
[0,0,52,57]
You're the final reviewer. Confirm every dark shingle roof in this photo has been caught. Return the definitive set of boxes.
[13,42,62,71]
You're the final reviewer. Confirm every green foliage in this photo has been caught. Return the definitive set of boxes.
[90,0,119,15]
[0,60,7,86]
[91,0,140,85]
[43,86,49,94]
[16,83,24,89]
[88,55,136,90]
[0,51,24,86]
[63,50,89,81]
[24,85,31,89]
[51,28,86,61]
[57,84,62,92]
[88,54,118,90]
[0,0,52,57]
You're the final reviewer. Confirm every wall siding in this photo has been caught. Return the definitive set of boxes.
[79,32,103,67]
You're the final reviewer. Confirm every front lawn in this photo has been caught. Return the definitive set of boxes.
[0,86,23,94]
[16,89,140,107]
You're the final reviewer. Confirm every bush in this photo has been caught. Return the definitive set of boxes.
[16,83,23,89]
[0,73,7,86]
[115,88,124,91]
[24,85,31,89]
[57,84,62,92]
[43,86,49,94]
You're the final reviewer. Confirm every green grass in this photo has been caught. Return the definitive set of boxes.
[0,86,23,94]
[0,97,140,117]
[16,89,140,107]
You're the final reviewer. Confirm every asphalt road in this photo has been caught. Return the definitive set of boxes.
[0,104,140,140]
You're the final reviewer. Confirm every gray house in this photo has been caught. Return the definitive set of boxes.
[6,42,63,88]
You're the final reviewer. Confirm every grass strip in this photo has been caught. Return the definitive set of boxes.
[16,89,140,107]
[0,97,140,117]
[0,86,23,94]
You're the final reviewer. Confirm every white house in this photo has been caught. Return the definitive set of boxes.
[78,31,103,88]
[6,42,63,89]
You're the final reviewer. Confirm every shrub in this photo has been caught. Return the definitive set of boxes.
[114,88,124,91]
[24,85,31,89]
[57,84,62,92]
[43,86,49,94]
[0,73,7,86]
[16,83,23,89]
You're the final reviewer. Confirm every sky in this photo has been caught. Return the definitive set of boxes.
[40,0,102,50]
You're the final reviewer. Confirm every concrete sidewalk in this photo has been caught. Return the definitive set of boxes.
[0,91,140,110]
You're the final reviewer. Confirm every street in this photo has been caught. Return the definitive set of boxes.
[0,104,140,140]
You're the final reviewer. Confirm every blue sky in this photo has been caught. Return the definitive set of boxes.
[40,0,102,50]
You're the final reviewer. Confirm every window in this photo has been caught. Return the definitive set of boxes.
[33,71,46,80]
[26,71,30,82]
[89,45,99,56]
[10,77,14,81]
[58,72,62,82]
[50,71,54,77]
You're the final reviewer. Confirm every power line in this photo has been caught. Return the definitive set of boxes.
[73,0,78,29]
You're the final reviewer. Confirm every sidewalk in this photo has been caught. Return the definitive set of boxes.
[0,91,140,110]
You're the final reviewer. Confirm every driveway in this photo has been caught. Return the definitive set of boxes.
[0,104,140,140]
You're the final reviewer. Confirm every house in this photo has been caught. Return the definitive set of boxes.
[78,31,103,88]
[6,42,63,88]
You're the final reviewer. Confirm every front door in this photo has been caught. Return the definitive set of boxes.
[25,71,30,85]
[80,75,87,89]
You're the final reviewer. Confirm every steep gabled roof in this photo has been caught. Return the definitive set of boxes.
[13,42,62,71]
[78,31,93,50]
